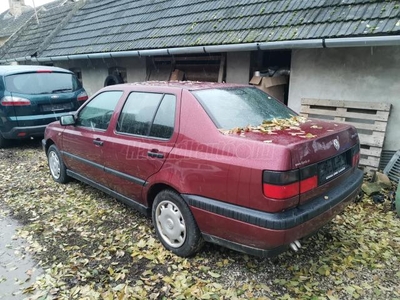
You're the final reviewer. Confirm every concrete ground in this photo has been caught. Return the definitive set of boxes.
[0,208,42,299]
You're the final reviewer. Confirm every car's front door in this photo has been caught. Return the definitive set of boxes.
[61,90,123,185]
[102,91,178,204]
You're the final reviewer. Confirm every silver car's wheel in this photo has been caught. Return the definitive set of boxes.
[47,144,69,184]
[155,200,186,248]
[152,190,203,257]
[49,150,61,179]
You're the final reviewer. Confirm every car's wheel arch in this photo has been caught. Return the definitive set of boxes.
[145,182,182,214]
[43,139,55,156]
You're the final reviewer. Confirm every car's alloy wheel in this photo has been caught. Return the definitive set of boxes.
[47,145,69,184]
[152,190,203,257]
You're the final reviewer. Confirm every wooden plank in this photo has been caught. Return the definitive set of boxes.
[334,108,346,122]
[360,156,380,168]
[300,107,390,121]
[358,132,386,147]
[360,147,382,157]
[302,98,391,111]
[342,121,388,132]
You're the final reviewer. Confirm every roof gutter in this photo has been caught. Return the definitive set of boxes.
[1,35,400,64]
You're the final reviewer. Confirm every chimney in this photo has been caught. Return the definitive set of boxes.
[8,0,25,17]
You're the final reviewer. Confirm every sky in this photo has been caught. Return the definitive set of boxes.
[0,0,55,14]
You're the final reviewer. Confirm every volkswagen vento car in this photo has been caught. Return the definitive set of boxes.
[42,81,363,257]
[0,65,88,147]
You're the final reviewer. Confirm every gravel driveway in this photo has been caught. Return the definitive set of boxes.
[0,140,399,299]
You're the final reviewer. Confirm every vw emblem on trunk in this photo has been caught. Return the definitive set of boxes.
[51,95,59,99]
[333,139,340,151]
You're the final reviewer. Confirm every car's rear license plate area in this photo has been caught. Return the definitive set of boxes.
[41,103,73,112]
[318,151,350,184]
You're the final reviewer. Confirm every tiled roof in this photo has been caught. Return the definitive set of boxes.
[4,0,400,59]
[0,6,34,38]
[41,0,400,57]
[0,1,81,60]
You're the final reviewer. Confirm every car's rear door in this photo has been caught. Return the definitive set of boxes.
[61,90,123,185]
[102,90,179,204]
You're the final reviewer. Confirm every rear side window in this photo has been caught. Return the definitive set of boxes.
[4,72,81,94]
[76,91,123,130]
[192,87,295,129]
[117,92,176,139]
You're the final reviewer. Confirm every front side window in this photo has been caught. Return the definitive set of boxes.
[5,72,82,94]
[117,92,176,139]
[191,87,295,129]
[76,91,123,130]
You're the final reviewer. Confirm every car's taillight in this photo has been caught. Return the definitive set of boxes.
[0,96,31,106]
[351,144,360,167]
[77,91,88,101]
[263,165,318,200]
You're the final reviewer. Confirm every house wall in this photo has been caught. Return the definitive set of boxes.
[288,46,400,150]
[226,52,251,84]
[55,57,147,96]
[54,53,251,95]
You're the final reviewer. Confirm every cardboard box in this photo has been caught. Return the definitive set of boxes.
[169,69,185,81]
[249,75,288,102]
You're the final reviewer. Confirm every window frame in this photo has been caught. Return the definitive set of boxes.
[75,90,123,131]
[115,91,177,140]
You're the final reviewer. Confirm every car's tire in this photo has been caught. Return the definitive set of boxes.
[152,190,204,257]
[47,144,69,184]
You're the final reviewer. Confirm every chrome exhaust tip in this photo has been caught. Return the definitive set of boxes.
[290,240,301,252]
[290,242,298,252]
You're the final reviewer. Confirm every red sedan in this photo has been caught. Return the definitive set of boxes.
[43,81,363,257]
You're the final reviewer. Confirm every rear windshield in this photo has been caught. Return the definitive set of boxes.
[191,87,296,129]
[4,72,81,94]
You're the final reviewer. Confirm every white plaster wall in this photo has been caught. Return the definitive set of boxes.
[55,57,147,96]
[123,57,147,83]
[288,46,400,150]
[226,52,251,84]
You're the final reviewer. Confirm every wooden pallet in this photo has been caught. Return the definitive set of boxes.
[300,98,392,173]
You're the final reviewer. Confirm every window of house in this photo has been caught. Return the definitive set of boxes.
[117,92,176,139]
[76,91,123,130]
[147,54,225,82]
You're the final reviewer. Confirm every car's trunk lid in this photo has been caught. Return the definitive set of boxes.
[224,118,358,169]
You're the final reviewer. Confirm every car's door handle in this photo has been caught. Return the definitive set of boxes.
[93,138,104,146]
[147,150,164,159]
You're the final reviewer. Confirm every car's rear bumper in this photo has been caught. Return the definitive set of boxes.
[183,167,363,257]
[2,124,47,139]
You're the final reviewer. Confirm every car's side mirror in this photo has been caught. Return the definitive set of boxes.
[60,115,75,126]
